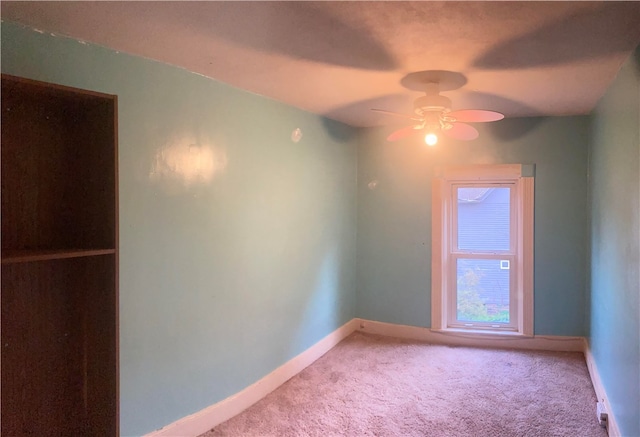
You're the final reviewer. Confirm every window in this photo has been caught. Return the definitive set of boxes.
[431,164,534,336]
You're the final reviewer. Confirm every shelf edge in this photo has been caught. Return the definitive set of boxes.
[1,249,116,264]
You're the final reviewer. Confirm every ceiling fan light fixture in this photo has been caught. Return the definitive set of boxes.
[373,72,504,143]
[425,132,438,146]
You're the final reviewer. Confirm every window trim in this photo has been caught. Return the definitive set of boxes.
[431,164,534,337]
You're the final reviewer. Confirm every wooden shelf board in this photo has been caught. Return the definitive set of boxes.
[1,248,115,264]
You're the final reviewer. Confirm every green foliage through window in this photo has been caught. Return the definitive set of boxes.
[457,268,509,323]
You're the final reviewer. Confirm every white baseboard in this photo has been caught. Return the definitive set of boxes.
[145,318,359,437]
[356,318,585,352]
[584,341,621,437]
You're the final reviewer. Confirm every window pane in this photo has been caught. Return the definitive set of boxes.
[456,258,510,323]
[457,187,510,251]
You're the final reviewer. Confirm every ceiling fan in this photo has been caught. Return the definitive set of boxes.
[372,82,504,146]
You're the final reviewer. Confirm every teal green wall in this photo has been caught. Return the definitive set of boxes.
[1,22,357,436]
[356,116,590,336]
[588,46,639,437]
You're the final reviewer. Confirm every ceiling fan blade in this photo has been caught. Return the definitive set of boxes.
[448,109,504,123]
[372,108,423,121]
[387,125,422,142]
[443,122,479,141]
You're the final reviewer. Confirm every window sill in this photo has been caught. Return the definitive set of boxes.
[431,328,533,339]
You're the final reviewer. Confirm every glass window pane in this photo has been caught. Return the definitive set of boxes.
[457,187,510,251]
[456,258,510,323]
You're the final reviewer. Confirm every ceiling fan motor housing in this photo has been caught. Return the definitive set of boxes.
[413,94,452,117]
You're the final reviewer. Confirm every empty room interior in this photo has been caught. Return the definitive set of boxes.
[1,2,639,437]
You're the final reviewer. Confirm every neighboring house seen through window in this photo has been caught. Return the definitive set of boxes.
[431,164,534,336]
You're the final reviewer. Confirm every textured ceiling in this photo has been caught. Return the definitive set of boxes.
[2,1,640,127]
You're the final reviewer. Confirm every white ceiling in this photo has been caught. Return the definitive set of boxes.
[2,1,640,127]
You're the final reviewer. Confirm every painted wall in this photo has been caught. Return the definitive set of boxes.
[1,22,358,436]
[357,116,590,336]
[588,46,639,436]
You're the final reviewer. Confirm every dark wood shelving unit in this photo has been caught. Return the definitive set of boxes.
[1,74,119,436]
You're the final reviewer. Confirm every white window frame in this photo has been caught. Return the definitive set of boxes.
[431,164,534,337]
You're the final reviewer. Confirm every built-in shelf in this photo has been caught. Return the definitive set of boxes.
[2,74,118,436]
[1,248,116,264]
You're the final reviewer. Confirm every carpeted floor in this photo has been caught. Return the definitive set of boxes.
[201,332,605,437]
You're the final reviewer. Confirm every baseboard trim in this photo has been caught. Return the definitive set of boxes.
[584,340,621,437]
[145,318,359,437]
[356,319,585,352]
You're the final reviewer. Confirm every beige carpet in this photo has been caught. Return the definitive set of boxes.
[201,332,605,437]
